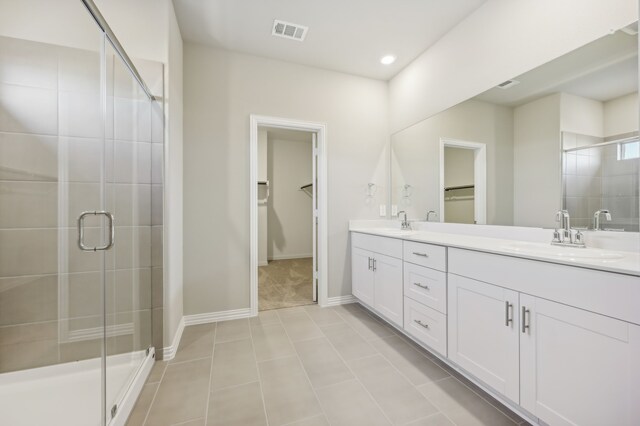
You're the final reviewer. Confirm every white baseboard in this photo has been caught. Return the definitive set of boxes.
[184,307,253,326]
[162,316,185,361]
[258,261,269,267]
[324,295,357,306]
[268,253,313,261]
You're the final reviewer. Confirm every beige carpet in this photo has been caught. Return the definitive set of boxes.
[259,258,315,311]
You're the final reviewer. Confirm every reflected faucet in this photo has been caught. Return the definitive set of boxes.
[593,209,612,231]
[398,211,410,229]
[426,210,438,222]
[552,210,585,247]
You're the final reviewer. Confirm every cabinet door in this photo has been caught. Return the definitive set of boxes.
[520,294,640,426]
[372,253,403,327]
[448,274,520,403]
[351,247,374,306]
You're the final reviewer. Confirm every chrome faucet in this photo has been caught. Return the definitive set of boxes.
[426,210,438,222]
[593,209,612,231]
[398,211,410,229]
[552,210,585,247]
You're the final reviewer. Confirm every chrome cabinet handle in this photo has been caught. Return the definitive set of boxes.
[372,258,377,272]
[521,306,530,333]
[77,211,115,251]
[413,282,430,290]
[412,252,429,257]
[505,301,513,326]
[368,257,372,270]
[414,319,429,329]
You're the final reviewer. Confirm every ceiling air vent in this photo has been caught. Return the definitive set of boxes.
[272,20,308,42]
[496,79,520,90]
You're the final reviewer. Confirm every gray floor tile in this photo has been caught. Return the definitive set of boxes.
[284,414,330,426]
[418,377,517,426]
[214,318,250,343]
[315,379,390,426]
[304,305,344,327]
[279,310,324,342]
[338,307,397,341]
[250,310,281,327]
[370,335,449,385]
[321,322,377,361]
[251,323,296,362]
[294,337,353,388]
[348,355,438,425]
[207,381,267,426]
[126,382,158,426]
[211,338,259,389]
[258,355,322,425]
[145,358,212,426]
[146,361,167,384]
[405,413,455,426]
[170,324,215,364]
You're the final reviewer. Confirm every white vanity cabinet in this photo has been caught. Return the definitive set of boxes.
[351,233,403,327]
[449,248,640,426]
[448,274,520,403]
[520,294,640,426]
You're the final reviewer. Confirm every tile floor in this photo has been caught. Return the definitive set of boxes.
[127,303,530,426]
[258,258,314,311]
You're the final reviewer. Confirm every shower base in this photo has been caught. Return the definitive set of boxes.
[0,348,154,426]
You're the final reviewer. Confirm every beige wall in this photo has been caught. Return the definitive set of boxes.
[513,94,562,228]
[183,44,389,315]
[604,93,639,137]
[560,93,604,138]
[267,135,313,260]
[389,0,636,134]
[391,99,514,225]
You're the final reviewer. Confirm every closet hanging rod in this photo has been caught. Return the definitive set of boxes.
[81,0,158,101]
[300,183,313,190]
[258,181,269,185]
[444,184,474,192]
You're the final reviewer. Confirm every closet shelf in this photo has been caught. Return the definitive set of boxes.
[300,183,313,190]
[444,184,474,192]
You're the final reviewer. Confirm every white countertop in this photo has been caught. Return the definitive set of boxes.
[349,226,640,277]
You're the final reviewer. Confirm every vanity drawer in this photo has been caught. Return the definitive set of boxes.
[351,232,403,259]
[403,240,447,271]
[404,262,447,313]
[404,297,447,357]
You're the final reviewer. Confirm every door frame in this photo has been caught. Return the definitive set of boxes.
[249,115,328,316]
[439,138,487,224]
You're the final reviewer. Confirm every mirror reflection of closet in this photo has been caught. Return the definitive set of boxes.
[444,147,475,224]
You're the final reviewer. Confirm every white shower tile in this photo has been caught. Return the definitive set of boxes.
[0,132,58,181]
[59,90,102,138]
[0,83,57,135]
[0,37,58,89]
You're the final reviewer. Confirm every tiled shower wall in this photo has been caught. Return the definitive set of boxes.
[562,131,639,231]
[0,35,164,373]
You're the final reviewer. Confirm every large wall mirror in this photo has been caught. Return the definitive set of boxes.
[391,23,639,231]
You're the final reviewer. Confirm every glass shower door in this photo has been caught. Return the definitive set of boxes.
[103,42,156,423]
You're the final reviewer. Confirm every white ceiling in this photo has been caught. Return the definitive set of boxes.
[475,30,638,107]
[172,0,487,80]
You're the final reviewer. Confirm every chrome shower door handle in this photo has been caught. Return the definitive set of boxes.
[77,211,115,251]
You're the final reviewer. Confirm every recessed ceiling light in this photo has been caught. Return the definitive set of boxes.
[380,55,396,65]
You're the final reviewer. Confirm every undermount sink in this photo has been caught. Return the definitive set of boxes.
[501,241,626,261]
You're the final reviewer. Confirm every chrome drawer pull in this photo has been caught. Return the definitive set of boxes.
[414,319,430,329]
[412,252,429,257]
[504,301,513,326]
[413,282,430,290]
[522,306,530,333]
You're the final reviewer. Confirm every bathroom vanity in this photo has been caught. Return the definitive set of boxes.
[349,223,640,426]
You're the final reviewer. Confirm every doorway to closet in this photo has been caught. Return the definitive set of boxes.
[250,116,328,315]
